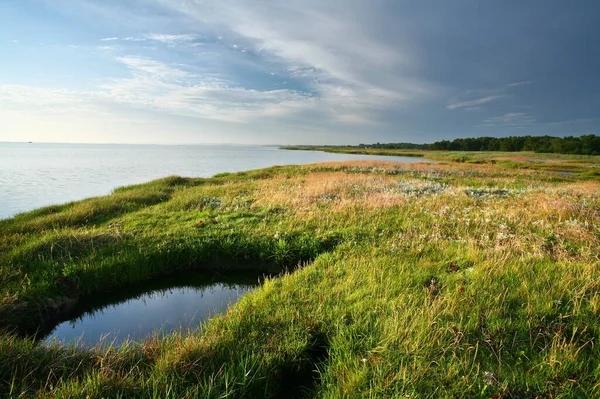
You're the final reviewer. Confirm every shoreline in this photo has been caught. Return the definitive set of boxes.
[0,145,439,221]
[281,146,600,175]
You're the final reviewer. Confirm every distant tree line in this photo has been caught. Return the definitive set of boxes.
[358,135,600,155]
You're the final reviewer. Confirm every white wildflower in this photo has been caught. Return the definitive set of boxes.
[483,371,496,386]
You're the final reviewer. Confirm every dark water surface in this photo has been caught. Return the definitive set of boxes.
[42,272,263,347]
[0,143,435,219]
[548,170,575,176]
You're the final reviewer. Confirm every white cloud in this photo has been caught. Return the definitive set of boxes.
[507,81,532,87]
[95,45,116,52]
[114,56,191,80]
[105,34,199,45]
[105,56,307,119]
[143,34,197,44]
[1,47,398,128]
[480,112,536,127]
[0,55,320,125]
[447,95,504,110]
[449,81,532,112]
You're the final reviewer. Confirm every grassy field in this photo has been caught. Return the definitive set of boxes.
[1,158,600,398]
[282,146,600,176]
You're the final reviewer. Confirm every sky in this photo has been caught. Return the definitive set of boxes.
[1,0,599,145]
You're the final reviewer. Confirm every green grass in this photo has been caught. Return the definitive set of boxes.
[1,159,600,398]
[282,146,427,158]
[282,146,600,176]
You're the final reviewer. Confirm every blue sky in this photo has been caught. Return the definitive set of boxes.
[1,0,599,144]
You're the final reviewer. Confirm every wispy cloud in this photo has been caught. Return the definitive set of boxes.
[154,0,437,123]
[506,81,532,87]
[0,1,441,136]
[447,95,504,110]
[1,55,317,124]
[448,80,533,112]
[95,45,116,52]
[101,56,329,123]
[101,34,199,45]
[478,115,599,132]
[144,34,197,44]
[479,112,537,127]
[114,56,191,80]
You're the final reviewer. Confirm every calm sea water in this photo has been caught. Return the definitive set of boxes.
[0,142,433,220]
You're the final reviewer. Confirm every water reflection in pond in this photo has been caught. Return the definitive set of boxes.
[43,272,263,347]
[548,170,575,176]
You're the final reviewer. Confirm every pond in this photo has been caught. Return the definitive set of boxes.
[42,272,264,347]
[547,170,575,176]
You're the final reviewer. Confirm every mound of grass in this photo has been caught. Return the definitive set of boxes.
[1,160,599,397]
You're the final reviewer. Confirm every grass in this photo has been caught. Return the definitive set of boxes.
[282,146,600,175]
[282,146,428,158]
[1,159,600,398]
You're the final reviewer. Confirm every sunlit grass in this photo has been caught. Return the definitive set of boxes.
[1,159,599,397]
[285,147,600,175]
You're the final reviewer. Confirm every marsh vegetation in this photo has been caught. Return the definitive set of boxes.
[1,157,599,397]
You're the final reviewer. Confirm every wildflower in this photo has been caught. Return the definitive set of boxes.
[483,371,496,386]
[497,232,514,241]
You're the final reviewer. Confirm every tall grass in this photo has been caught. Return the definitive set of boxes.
[1,159,599,397]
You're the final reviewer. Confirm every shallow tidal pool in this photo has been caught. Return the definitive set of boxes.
[42,272,262,347]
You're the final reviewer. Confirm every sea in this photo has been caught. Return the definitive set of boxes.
[0,142,433,220]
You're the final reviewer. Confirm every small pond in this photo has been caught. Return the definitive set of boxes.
[548,170,575,176]
[42,272,263,347]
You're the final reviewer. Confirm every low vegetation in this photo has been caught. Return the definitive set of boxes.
[283,147,600,175]
[1,157,600,397]
[284,134,600,155]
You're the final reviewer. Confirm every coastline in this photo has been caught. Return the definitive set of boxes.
[281,146,600,175]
